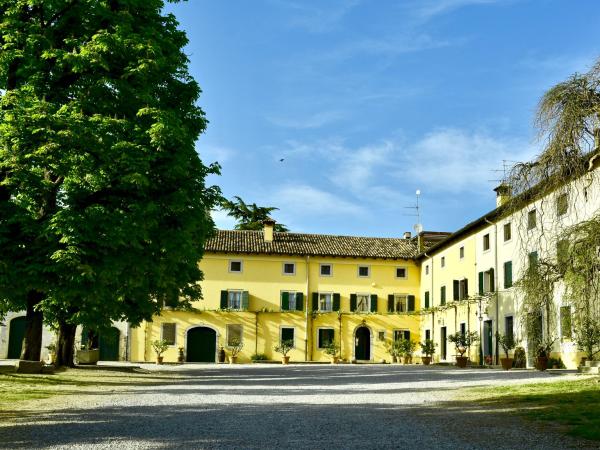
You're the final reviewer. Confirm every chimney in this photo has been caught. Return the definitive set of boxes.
[263,218,275,242]
[403,231,412,240]
[494,183,512,208]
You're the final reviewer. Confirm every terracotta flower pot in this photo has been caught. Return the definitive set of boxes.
[229,355,237,364]
[422,356,431,366]
[455,356,469,368]
[282,356,290,365]
[402,356,411,365]
[156,356,163,365]
[536,356,548,371]
[331,356,339,364]
[500,357,513,370]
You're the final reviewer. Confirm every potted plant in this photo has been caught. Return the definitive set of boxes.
[448,331,479,368]
[76,334,100,365]
[152,339,169,364]
[420,339,436,365]
[535,341,554,371]
[177,347,185,363]
[324,341,341,364]
[400,338,416,364]
[385,340,401,363]
[228,337,243,364]
[46,343,57,365]
[496,332,517,370]
[513,346,527,368]
[274,339,294,364]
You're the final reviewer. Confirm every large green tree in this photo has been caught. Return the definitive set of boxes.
[221,196,289,232]
[0,0,220,365]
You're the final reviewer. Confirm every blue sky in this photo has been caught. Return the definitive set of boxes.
[166,0,600,237]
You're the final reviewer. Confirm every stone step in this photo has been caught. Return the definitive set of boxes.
[579,366,600,374]
[585,360,600,368]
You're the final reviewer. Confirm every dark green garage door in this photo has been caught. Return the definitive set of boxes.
[187,327,216,362]
[7,316,27,359]
[81,327,120,361]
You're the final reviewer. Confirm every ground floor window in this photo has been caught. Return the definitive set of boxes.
[281,327,295,346]
[318,328,334,348]
[393,329,410,342]
[460,322,466,336]
[425,329,431,341]
[161,323,176,346]
[226,324,243,346]
[505,315,514,341]
[560,306,572,340]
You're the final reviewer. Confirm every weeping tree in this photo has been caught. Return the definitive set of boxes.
[221,196,289,231]
[0,0,221,365]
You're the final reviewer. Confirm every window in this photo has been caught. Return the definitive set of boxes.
[556,193,568,217]
[440,286,446,305]
[459,279,469,300]
[424,291,430,309]
[161,323,176,346]
[228,290,243,309]
[504,261,513,289]
[229,260,242,273]
[394,294,407,312]
[505,316,514,342]
[281,327,295,346]
[560,306,572,340]
[396,267,407,279]
[226,324,243,346]
[425,265,429,275]
[356,293,370,312]
[358,265,370,278]
[557,240,569,268]
[483,234,490,251]
[479,269,495,294]
[441,256,446,268]
[281,291,302,311]
[425,329,431,341]
[378,331,385,341]
[317,328,334,349]
[504,223,512,242]
[393,329,410,342]
[529,251,539,268]
[527,209,537,230]
[459,246,465,259]
[320,264,332,277]
[282,263,296,275]
[584,187,589,202]
[319,293,332,312]
[460,323,466,336]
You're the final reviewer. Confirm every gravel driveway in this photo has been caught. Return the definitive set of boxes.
[0,364,592,449]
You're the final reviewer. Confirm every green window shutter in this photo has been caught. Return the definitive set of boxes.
[295,292,304,311]
[504,261,512,288]
[370,294,378,313]
[281,292,289,311]
[241,291,249,310]
[440,286,446,305]
[464,279,469,298]
[424,291,430,309]
[332,293,341,311]
[404,330,411,341]
[478,272,484,295]
[453,280,459,301]
[220,290,228,309]
[489,268,495,292]
[387,294,394,313]
[350,294,357,312]
[312,293,319,312]
[407,295,415,312]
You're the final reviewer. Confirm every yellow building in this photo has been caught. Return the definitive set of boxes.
[130,222,433,363]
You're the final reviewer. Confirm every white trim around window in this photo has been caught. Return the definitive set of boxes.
[357,265,370,278]
[395,266,408,279]
[318,292,333,312]
[161,322,177,347]
[228,260,243,273]
[282,262,296,276]
[319,263,333,277]
[280,326,296,348]
[316,327,335,349]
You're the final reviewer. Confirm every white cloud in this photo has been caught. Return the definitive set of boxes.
[210,209,237,230]
[271,184,365,217]
[267,110,346,129]
[411,0,505,21]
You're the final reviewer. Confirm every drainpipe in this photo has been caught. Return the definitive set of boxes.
[305,255,310,361]
[485,217,500,365]
[255,312,258,355]
[423,252,435,343]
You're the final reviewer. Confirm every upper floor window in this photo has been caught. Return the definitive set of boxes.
[319,293,332,311]
[440,286,446,305]
[282,262,296,275]
[320,264,332,277]
[556,193,568,217]
[483,234,490,251]
[504,261,513,289]
[527,209,537,230]
[503,223,512,242]
[358,265,370,278]
[356,293,370,312]
[281,291,303,311]
[425,265,429,275]
[227,290,243,309]
[395,267,407,279]
[441,256,446,268]
[459,246,465,259]
[393,294,407,312]
[229,260,242,273]
[424,291,430,309]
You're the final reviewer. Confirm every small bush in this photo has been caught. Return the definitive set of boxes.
[251,353,268,361]
[513,346,527,368]
[548,357,566,369]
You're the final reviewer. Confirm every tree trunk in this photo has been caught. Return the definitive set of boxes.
[55,320,77,368]
[20,290,44,361]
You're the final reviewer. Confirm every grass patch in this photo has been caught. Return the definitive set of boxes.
[468,377,600,441]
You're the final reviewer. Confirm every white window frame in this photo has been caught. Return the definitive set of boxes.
[161,322,177,347]
[281,290,298,311]
[356,292,371,312]
[229,260,243,273]
[441,256,446,268]
[503,222,512,243]
[393,294,408,313]
[527,209,537,230]
[226,324,243,347]
[319,263,333,277]
[317,327,335,349]
[227,290,243,310]
[357,265,370,278]
[483,234,490,252]
[280,326,296,348]
[377,330,386,341]
[395,266,408,279]
[282,262,296,276]
[318,292,333,312]
[393,329,410,342]
[556,193,568,217]
[459,246,465,260]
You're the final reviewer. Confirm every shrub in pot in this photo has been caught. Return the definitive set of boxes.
[513,346,526,368]
[385,340,402,363]
[324,341,340,364]
[274,339,294,364]
[448,331,479,368]
[399,338,416,364]
[228,338,243,364]
[420,339,436,365]
[152,339,169,365]
[496,332,517,370]
[76,336,100,365]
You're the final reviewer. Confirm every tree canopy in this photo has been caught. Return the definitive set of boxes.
[221,196,289,232]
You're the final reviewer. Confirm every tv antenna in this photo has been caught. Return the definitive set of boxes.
[404,189,423,248]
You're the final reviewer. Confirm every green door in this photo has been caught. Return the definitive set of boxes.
[187,327,216,362]
[99,327,120,361]
[484,320,493,359]
[355,327,370,360]
[7,316,27,359]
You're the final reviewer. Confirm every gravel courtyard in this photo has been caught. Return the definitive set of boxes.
[0,364,593,449]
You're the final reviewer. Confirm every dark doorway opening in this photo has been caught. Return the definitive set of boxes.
[187,327,217,362]
[7,316,27,359]
[355,326,371,361]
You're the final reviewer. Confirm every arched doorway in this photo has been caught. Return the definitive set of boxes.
[80,327,120,361]
[355,326,371,361]
[187,327,217,362]
[7,316,27,359]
